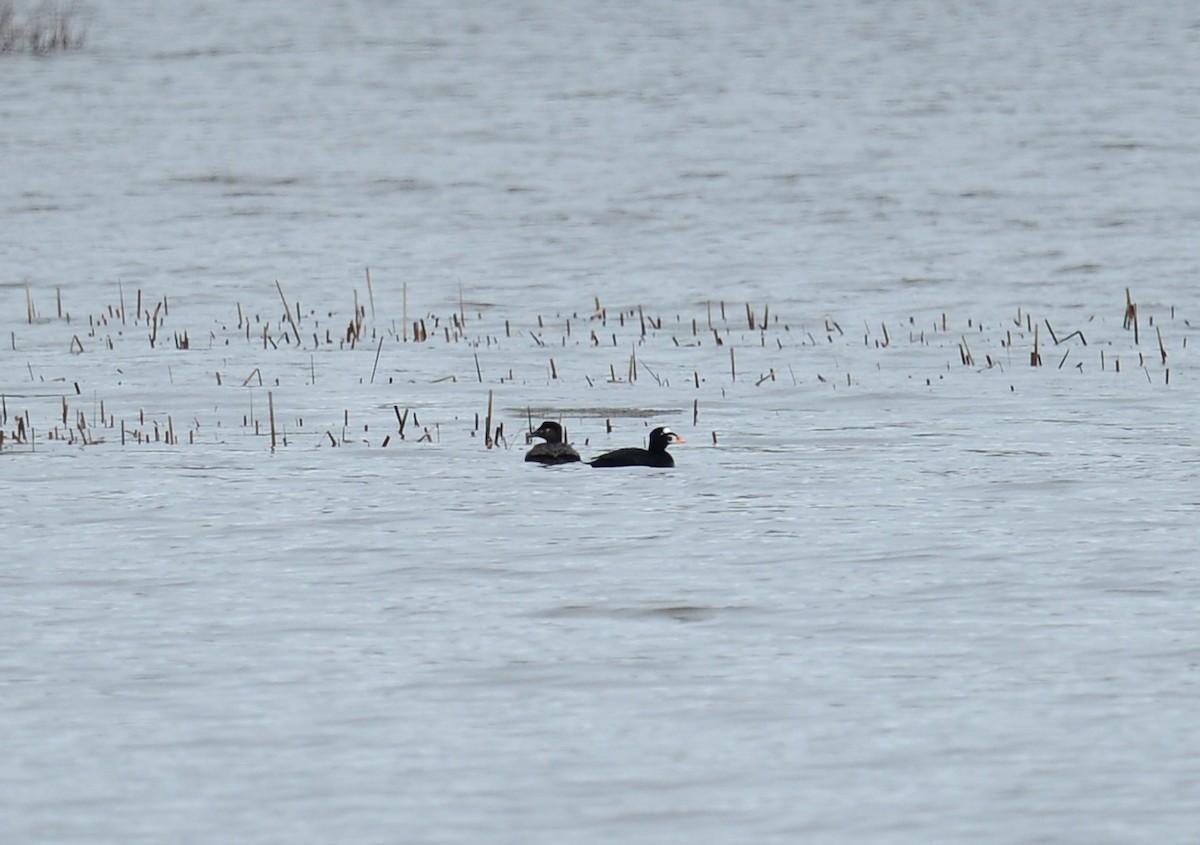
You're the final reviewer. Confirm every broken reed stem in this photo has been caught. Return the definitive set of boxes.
[365,267,376,320]
[1156,325,1167,365]
[403,281,409,342]
[730,347,736,381]
[275,280,302,347]
[268,391,277,450]
[1124,287,1139,344]
[484,390,495,449]
[370,337,384,384]
[474,353,483,383]
[1030,324,1042,366]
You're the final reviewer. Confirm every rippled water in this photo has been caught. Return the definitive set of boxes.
[3,1,1200,842]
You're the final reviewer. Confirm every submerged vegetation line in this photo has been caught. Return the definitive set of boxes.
[0,1,85,54]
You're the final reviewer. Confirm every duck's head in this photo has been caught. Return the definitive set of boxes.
[529,420,565,444]
[649,427,684,450]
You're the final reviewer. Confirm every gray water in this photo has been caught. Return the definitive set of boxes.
[3,1,1200,842]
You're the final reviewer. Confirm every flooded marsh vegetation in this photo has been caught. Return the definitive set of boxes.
[2,281,1188,457]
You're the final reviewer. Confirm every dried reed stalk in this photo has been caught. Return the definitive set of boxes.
[275,280,302,346]
[1124,288,1139,344]
[365,267,376,320]
[484,389,494,449]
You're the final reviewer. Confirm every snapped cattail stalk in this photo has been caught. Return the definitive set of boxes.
[484,389,494,449]
[1123,288,1140,344]
[365,267,376,321]
[275,280,302,346]
[369,338,383,384]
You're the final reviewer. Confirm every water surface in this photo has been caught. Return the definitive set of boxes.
[3,1,1199,842]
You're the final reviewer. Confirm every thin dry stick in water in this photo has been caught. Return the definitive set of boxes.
[1124,288,1139,344]
[275,280,302,346]
[484,389,494,449]
[370,338,384,384]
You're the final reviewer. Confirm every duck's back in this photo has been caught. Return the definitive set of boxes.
[588,447,673,468]
[525,442,581,465]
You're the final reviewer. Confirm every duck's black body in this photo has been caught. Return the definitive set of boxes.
[525,420,581,465]
[588,427,682,468]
